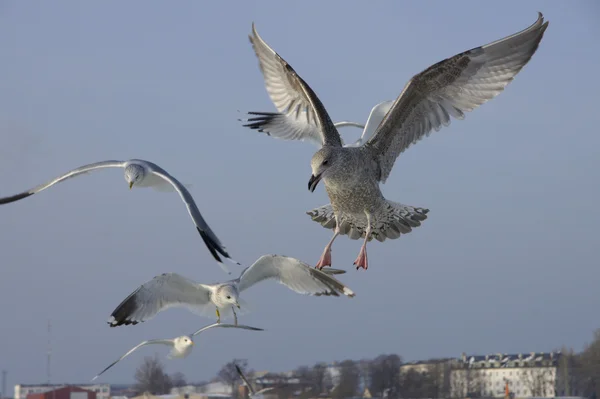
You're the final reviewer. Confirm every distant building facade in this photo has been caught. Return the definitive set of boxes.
[14,385,109,399]
[450,352,561,398]
[26,386,95,399]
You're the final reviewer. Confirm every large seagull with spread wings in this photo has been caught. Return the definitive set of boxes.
[242,13,549,271]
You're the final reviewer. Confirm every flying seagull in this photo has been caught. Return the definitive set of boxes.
[241,14,549,270]
[91,322,263,381]
[0,159,238,274]
[108,254,355,327]
[236,363,275,398]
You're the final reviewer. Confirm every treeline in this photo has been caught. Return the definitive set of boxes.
[133,329,600,399]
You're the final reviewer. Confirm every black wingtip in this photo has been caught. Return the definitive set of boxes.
[196,227,234,264]
[239,112,280,134]
[108,287,142,327]
[0,191,34,205]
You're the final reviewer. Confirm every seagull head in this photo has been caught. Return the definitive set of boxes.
[171,335,194,358]
[217,285,241,309]
[124,163,146,189]
[309,147,340,192]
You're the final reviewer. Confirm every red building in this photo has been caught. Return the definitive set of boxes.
[27,386,96,399]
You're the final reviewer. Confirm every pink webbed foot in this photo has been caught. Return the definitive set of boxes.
[353,247,368,270]
[315,248,332,270]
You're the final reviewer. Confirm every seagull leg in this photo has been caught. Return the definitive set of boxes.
[316,214,341,269]
[232,306,238,326]
[353,212,371,270]
[215,307,221,324]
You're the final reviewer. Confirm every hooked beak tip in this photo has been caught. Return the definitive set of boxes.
[308,174,321,192]
[129,182,134,190]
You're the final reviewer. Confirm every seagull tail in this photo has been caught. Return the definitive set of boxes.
[306,201,429,242]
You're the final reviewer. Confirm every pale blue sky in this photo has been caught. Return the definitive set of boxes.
[1,0,599,387]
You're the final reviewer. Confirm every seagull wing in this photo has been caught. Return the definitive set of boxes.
[236,364,255,395]
[242,23,342,148]
[108,273,214,326]
[147,163,237,274]
[0,160,125,204]
[365,13,548,182]
[190,322,264,337]
[345,101,394,147]
[236,254,355,297]
[91,339,174,380]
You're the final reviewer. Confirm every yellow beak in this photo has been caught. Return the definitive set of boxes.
[190,341,195,346]
[129,182,134,189]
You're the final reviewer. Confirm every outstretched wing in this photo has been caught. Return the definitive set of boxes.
[190,322,264,337]
[344,101,394,147]
[242,23,342,148]
[236,364,255,395]
[108,273,213,326]
[91,339,173,380]
[0,160,125,204]
[236,254,355,297]
[148,163,238,274]
[366,13,549,182]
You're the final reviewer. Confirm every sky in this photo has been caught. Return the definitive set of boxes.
[1,0,599,389]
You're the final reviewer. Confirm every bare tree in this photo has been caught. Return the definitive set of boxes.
[428,361,452,398]
[369,354,401,398]
[218,359,248,399]
[170,372,187,388]
[521,367,553,396]
[332,360,360,398]
[450,367,483,398]
[134,355,173,395]
[578,329,600,398]
[311,362,328,395]
[400,369,437,399]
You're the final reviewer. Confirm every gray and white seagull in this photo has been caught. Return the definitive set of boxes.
[91,322,263,381]
[242,14,549,270]
[0,159,238,274]
[108,254,355,327]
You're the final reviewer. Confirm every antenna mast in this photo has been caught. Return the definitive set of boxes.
[46,320,52,385]
[1,370,7,399]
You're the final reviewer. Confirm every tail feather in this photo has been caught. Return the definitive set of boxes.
[307,201,429,242]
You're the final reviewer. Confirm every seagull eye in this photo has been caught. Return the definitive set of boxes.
[226,295,231,299]
[322,160,329,166]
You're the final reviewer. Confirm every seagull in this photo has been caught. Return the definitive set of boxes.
[108,254,355,327]
[241,14,549,270]
[236,363,275,398]
[0,159,238,274]
[91,322,263,381]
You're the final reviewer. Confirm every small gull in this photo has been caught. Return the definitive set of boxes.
[236,363,275,398]
[0,159,238,274]
[108,254,355,327]
[241,14,549,270]
[91,322,263,380]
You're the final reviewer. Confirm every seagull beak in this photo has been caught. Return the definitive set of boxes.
[308,173,322,192]
[236,303,241,309]
[129,182,134,190]
[190,341,195,346]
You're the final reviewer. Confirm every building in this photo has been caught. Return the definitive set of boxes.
[14,385,109,399]
[170,382,231,397]
[450,351,561,398]
[26,386,95,399]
